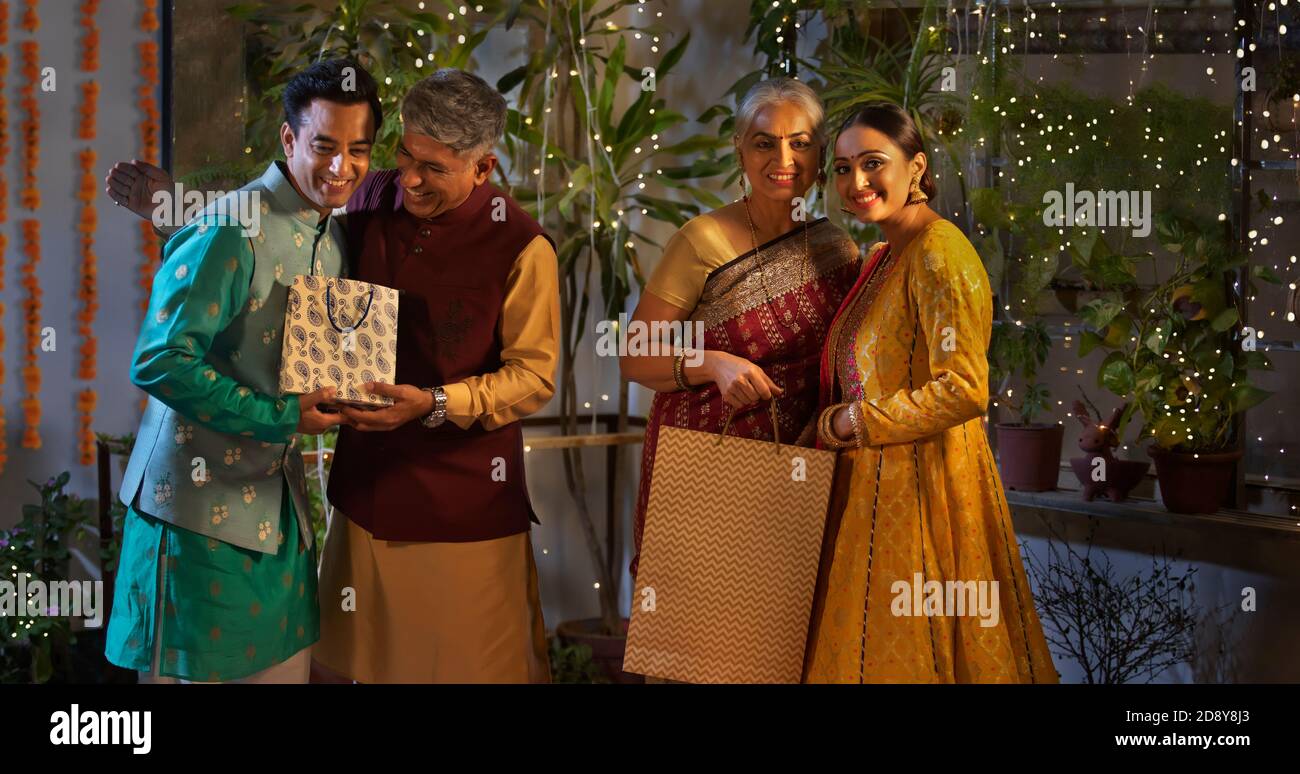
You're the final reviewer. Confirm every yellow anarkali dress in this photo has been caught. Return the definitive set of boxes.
[804,218,1058,683]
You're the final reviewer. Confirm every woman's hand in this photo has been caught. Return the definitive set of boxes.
[708,351,784,409]
[831,404,855,443]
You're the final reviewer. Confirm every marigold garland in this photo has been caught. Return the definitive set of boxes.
[138,1,161,320]
[19,219,40,449]
[78,81,97,139]
[137,1,161,415]
[0,1,8,475]
[79,0,99,72]
[76,0,100,465]
[18,40,37,210]
[17,7,38,450]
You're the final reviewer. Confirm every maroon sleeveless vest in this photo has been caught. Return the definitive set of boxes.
[327,170,548,542]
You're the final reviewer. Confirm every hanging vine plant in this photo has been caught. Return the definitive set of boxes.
[498,0,731,635]
[204,0,507,186]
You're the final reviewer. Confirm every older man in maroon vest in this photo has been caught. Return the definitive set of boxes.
[316,69,558,683]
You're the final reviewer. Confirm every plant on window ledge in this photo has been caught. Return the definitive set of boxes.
[1074,213,1278,513]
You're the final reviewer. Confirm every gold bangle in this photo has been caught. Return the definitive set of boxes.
[847,401,866,447]
[673,352,690,391]
[816,405,833,446]
[818,403,852,449]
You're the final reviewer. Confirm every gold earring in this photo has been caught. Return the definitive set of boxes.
[907,175,929,205]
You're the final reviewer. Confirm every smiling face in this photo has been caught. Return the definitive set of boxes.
[736,101,820,205]
[833,124,926,224]
[280,99,375,214]
[395,130,496,220]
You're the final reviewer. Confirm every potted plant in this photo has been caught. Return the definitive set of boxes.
[1076,214,1277,513]
[0,473,102,684]
[989,319,1062,491]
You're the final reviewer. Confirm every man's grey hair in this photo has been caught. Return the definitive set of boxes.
[401,68,507,157]
[733,76,826,146]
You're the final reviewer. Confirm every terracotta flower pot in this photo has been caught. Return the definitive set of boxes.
[1148,446,1243,514]
[555,617,644,684]
[995,423,1064,492]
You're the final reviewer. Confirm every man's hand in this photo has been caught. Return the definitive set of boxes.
[339,382,435,431]
[105,159,173,222]
[296,387,344,435]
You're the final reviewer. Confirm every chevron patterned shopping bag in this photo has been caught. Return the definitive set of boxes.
[624,402,837,683]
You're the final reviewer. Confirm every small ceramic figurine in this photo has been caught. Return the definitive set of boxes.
[1069,401,1149,502]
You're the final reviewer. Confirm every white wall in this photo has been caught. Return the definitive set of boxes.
[0,1,157,513]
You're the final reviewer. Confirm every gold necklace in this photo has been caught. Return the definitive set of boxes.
[742,195,815,335]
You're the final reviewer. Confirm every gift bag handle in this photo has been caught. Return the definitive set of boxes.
[325,284,375,333]
[717,399,781,450]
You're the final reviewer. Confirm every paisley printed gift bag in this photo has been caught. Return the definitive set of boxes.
[278,275,400,407]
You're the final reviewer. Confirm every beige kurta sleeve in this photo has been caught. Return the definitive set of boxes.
[440,234,560,430]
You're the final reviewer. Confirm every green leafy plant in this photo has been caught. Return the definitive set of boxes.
[204,0,506,186]
[499,0,728,635]
[301,429,339,553]
[1075,214,1276,452]
[989,319,1052,426]
[0,473,94,684]
[93,431,136,458]
[548,637,607,684]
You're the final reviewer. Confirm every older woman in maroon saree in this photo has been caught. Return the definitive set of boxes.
[621,78,861,578]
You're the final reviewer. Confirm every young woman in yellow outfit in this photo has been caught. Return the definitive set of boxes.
[804,103,1058,684]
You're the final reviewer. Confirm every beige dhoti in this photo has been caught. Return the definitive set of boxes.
[314,512,550,684]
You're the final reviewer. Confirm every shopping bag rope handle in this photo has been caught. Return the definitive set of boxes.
[717,399,781,450]
[324,284,375,333]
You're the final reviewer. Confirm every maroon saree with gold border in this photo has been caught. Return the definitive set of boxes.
[630,217,861,577]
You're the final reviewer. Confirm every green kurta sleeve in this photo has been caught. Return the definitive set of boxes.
[131,220,301,443]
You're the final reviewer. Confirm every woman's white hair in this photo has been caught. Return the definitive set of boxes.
[733,77,826,146]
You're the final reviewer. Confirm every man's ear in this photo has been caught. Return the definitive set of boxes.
[473,153,498,185]
[280,122,298,159]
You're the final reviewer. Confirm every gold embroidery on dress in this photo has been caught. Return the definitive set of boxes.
[692,220,858,331]
[832,246,903,401]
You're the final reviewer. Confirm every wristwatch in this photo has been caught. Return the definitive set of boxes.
[420,386,448,429]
